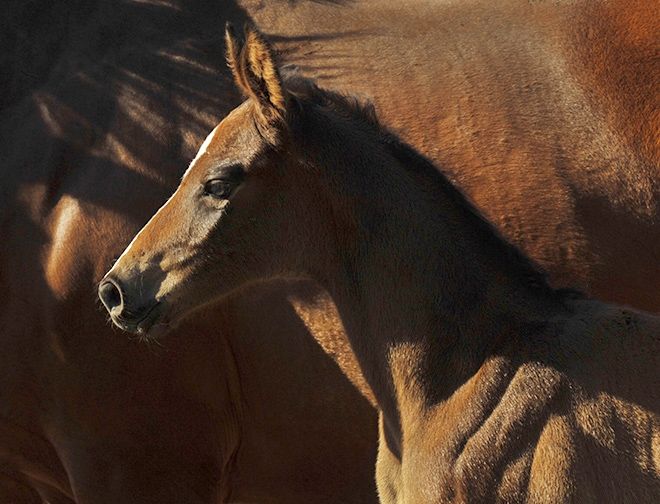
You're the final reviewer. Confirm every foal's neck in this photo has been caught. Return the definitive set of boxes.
[323,200,557,411]
[297,114,565,452]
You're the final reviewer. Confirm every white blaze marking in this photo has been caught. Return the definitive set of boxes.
[183,124,221,178]
[110,191,176,272]
[111,123,221,272]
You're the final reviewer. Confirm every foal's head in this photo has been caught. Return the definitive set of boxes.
[99,25,378,338]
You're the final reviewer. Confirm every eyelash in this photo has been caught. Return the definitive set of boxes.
[203,179,234,199]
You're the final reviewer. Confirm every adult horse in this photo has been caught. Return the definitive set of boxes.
[101,25,660,502]
[248,0,659,312]
[2,0,658,501]
[0,1,376,502]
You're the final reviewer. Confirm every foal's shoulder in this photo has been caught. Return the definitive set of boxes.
[558,298,659,378]
[564,298,659,340]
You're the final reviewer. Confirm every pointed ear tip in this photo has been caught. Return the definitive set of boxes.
[243,22,266,42]
[225,22,235,38]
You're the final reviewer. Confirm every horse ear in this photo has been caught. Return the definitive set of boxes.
[225,23,287,122]
[225,23,248,96]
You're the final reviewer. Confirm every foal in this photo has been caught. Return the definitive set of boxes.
[100,26,660,502]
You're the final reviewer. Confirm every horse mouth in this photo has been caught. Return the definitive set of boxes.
[112,301,166,337]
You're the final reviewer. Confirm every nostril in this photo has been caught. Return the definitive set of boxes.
[99,278,123,314]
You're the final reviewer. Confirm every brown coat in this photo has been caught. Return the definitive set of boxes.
[1,0,657,501]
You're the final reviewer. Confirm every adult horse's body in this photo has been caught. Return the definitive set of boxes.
[249,0,659,311]
[1,0,658,501]
[102,26,660,502]
[1,2,376,502]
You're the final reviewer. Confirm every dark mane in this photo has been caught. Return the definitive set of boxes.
[285,75,580,300]
[382,136,562,298]
[285,72,384,132]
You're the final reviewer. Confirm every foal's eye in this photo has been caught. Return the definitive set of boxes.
[203,179,234,199]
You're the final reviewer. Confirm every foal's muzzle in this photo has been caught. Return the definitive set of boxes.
[98,275,161,334]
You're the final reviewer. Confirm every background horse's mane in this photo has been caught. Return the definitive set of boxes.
[284,72,579,300]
